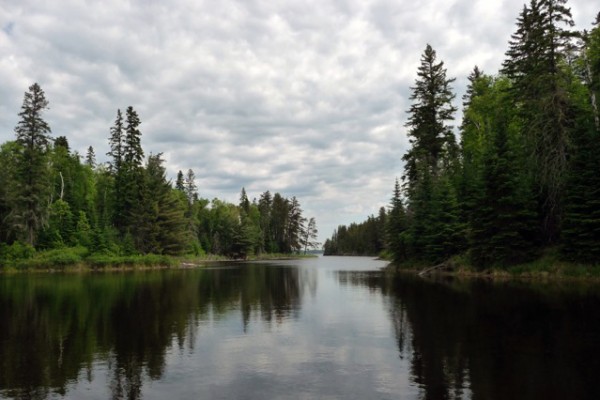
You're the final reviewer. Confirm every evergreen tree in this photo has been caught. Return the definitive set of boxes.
[123,106,144,168]
[502,0,576,242]
[107,109,124,173]
[402,44,457,188]
[119,106,145,235]
[271,193,289,253]
[286,196,305,253]
[0,142,20,243]
[386,179,409,263]
[239,187,250,215]
[561,45,600,262]
[11,83,53,245]
[184,169,197,204]
[135,153,187,254]
[85,146,96,168]
[175,170,185,191]
[469,107,538,268]
[258,191,273,252]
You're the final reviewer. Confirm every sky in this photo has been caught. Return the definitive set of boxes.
[0,0,597,243]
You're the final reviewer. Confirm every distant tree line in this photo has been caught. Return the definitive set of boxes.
[0,87,319,264]
[323,208,386,256]
[326,1,600,268]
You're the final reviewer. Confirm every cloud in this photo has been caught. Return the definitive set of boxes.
[0,0,595,241]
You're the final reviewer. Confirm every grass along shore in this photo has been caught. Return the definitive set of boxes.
[0,245,317,273]
[386,248,600,282]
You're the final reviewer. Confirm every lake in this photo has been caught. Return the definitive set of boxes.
[1,256,600,399]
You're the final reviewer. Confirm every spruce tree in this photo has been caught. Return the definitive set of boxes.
[469,109,538,268]
[184,169,197,204]
[135,153,187,254]
[120,106,145,235]
[502,0,576,243]
[11,83,52,245]
[258,191,273,252]
[402,44,457,188]
[107,109,124,173]
[386,179,409,263]
[560,45,600,263]
[85,146,96,168]
[175,170,185,191]
[400,45,460,263]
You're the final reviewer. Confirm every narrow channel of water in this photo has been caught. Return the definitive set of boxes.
[1,256,599,399]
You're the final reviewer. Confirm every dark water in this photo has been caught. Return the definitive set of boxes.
[1,257,600,399]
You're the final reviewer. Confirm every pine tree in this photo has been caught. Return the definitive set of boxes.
[119,106,145,235]
[402,44,457,188]
[107,109,124,173]
[386,179,409,263]
[458,68,494,231]
[184,169,197,204]
[502,0,576,243]
[469,109,538,268]
[286,196,305,253]
[11,83,53,245]
[560,43,600,262]
[85,146,96,168]
[175,170,185,191]
[134,153,187,254]
[123,106,144,169]
[239,187,250,215]
[258,191,273,252]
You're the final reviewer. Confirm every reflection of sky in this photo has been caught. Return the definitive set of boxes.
[65,257,419,399]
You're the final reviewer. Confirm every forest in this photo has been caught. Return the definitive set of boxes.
[325,1,600,270]
[0,92,319,268]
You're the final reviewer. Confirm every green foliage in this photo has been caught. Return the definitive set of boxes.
[10,83,53,246]
[324,212,385,256]
[0,241,36,264]
[561,107,600,262]
[502,0,576,243]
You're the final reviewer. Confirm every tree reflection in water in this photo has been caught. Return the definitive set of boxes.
[0,264,304,400]
[337,270,600,400]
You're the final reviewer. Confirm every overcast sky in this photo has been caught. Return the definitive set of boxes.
[0,0,597,242]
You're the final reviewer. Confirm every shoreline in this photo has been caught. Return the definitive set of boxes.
[0,253,318,274]
[384,260,600,284]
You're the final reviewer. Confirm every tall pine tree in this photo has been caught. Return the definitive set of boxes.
[11,83,52,245]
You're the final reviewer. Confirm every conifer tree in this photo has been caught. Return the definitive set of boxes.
[119,106,145,235]
[469,108,538,268]
[85,146,96,168]
[239,187,250,214]
[561,38,600,262]
[135,153,187,254]
[184,169,197,204]
[402,44,457,188]
[175,170,185,191]
[502,0,576,243]
[107,109,124,173]
[258,191,273,252]
[11,83,52,245]
[386,179,409,263]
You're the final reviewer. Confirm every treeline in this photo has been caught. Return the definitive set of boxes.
[327,1,600,269]
[0,86,319,266]
[323,208,386,256]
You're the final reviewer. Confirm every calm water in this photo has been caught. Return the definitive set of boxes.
[1,256,600,399]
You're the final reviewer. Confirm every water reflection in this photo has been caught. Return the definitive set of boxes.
[0,264,307,400]
[3,260,600,399]
[338,271,600,400]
